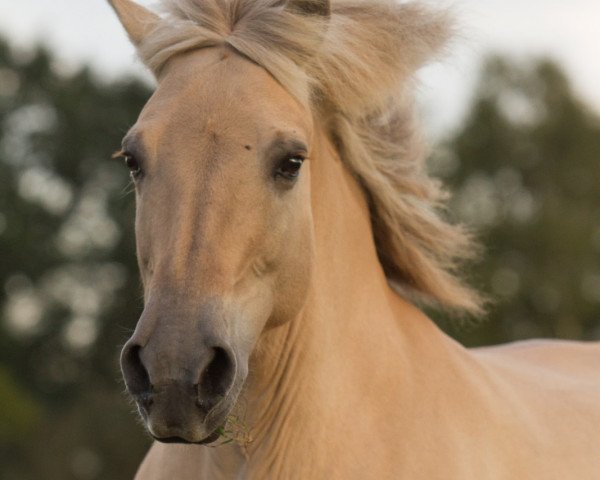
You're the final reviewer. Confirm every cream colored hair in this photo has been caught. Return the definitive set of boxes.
[137,0,484,314]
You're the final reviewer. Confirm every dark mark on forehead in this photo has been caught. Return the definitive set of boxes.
[244,145,252,151]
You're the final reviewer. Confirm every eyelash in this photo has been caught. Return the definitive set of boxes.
[114,150,143,178]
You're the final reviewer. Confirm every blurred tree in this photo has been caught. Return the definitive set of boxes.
[0,38,151,479]
[431,56,600,346]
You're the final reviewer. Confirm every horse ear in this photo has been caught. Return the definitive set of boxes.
[108,0,160,46]
[285,0,330,18]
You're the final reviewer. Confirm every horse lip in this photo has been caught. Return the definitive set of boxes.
[134,383,238,443]
[152,429,221,445]
[198,429,222,445]
[152,435,193,444]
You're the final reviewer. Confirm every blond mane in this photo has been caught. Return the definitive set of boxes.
[137,0,483,314]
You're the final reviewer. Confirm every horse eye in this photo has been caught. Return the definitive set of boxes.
[124,154,142,177]
[276,156,304,181]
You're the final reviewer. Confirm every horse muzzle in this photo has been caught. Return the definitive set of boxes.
[120,336,246,444]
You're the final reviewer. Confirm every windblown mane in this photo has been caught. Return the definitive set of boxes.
[137,0,484,314]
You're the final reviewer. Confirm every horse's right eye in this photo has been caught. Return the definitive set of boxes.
[124,153,142,178]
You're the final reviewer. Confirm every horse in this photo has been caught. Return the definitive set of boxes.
[107,0,600,478]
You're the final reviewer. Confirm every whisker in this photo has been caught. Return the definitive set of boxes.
[120,180,136,197]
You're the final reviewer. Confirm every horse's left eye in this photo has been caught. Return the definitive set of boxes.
[276,156,304,180]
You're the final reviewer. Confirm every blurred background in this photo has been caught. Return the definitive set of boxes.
[1,1,599,479]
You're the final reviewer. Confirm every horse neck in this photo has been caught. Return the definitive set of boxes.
[213,123,477,475]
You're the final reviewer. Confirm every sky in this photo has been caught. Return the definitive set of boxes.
[0,0,599,136]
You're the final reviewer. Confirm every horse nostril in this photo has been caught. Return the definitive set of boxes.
[196,346,235,413]
[121,342,152,397]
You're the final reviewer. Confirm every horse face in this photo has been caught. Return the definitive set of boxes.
[119,48,315,443]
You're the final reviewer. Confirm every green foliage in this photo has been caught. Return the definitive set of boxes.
[0,39,151,479]
[0,366,41,442]
[214,414,253,449]
[432,56,600,346]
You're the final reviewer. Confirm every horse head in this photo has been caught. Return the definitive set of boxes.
[109,0,477,445]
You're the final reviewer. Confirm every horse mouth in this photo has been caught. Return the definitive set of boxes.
[139,387,239,445]
[152,429,222,445]
[141,399,231,445]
